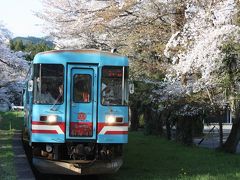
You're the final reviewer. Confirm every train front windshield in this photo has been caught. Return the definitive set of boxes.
[101,66,129,106]
[33,64,64,104]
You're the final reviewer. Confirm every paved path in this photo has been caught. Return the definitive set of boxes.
[193,124,240,153]
[13,130,35,180]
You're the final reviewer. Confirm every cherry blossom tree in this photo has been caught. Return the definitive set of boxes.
[38,0,240,148]
[38,0,185,72]
[37,0,184,133]
[0,23,29,108]
[36,0,112,49]
[164,0,240,151]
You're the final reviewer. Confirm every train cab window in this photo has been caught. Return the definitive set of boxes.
[33,64,64,104]
[73,74,91,103]
[101,66,129,106]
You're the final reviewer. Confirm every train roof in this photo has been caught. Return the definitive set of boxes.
[38,49,124,57]
[33,49,128,66]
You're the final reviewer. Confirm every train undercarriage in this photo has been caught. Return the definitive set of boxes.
[31,142,123,175]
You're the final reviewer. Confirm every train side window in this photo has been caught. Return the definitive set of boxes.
[33,64,64,104]
[73,74,91,103]
[101,66,129,106]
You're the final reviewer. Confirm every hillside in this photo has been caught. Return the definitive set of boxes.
[12,36,55,48]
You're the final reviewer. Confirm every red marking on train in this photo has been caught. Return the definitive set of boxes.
[58,123,65,133]
[32,130,58,134]
[70,122,93,137]
[70,122,92,126]
[105,131,128,135]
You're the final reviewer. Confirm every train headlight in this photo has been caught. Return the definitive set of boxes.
[40,115,58,123]
[105,115,123,124]
[105,115,116,124]
[47,115,57,123]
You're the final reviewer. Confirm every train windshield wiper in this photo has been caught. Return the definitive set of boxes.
[50,94,62,111]
[50,85,63,111]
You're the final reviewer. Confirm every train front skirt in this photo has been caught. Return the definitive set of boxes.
[32,157,123,175]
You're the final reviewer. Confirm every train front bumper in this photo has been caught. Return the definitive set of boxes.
[32,157,123,175]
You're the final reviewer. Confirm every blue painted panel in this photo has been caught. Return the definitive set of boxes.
[31,104,66,143]
[66,65,98,140]
[97,134,128,144]
[98,106,129,123]
[32,134,65,143]
[96,64,129,144]
[97,105,129,143]
[32,104,66,121]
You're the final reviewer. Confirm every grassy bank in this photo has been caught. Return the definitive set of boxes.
[105,132,240,180]
[0,111,23,180]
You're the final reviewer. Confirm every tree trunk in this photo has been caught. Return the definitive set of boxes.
[130,106,139,131]
[221,120,240,153]
[151,110,163,136]
[222,101,240,153]
[165,111,172,140]
[143,104,154,135]
[176,117,193,145]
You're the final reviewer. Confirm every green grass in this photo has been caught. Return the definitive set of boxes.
[0,130,15,180]
[0,111,24,130]
[2,112,240,179]
[0,111,23,180]
[103,132,240,180]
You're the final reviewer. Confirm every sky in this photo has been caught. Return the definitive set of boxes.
[0,0,45,37]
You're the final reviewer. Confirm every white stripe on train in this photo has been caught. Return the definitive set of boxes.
[32,125,128,135]
[32,125,64,134]
[99,126,128,135]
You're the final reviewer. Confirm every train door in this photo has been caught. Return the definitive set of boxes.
[66,65,97,140]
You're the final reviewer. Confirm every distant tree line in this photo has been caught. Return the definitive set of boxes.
[10,39,53,61]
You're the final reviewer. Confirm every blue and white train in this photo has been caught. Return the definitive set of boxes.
[22,49,129,175]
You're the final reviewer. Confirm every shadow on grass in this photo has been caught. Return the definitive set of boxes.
[101,132,240,180]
